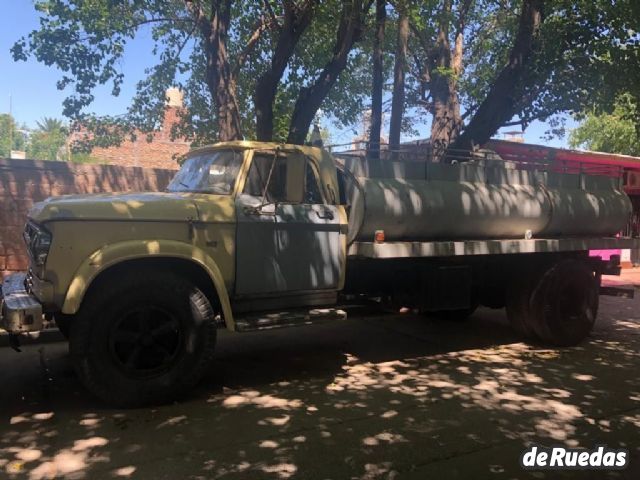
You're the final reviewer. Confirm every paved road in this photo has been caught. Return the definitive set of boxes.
[1,297,639,479]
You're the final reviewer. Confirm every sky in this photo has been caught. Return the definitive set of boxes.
[0,1,158,128]
[1,1,575,148]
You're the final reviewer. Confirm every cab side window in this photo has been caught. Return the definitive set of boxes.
[304,161,324,204]
[244,153,287,202]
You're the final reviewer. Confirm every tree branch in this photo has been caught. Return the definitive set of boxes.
[127,16,195,30]
[409,23,434,57]
[287,0,371,144]
[262,0,281,31]
[451,0,545,152]
[233,15,281,77]
[455,0,473,36]
[501,109,556,128]
[184,0,212,39]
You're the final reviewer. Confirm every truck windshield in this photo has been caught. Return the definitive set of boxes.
[167,150,243,194]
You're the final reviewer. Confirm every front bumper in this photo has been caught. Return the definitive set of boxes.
[0,273,44,334]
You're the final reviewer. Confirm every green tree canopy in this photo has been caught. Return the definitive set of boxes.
[27,117,69,161]
[0,114,27,157]
[401,0,640,152]
[10,0,640,154]
[12,0,374,148]
[569,95,640,156]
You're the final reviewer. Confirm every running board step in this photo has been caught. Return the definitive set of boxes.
[234,308,347,332]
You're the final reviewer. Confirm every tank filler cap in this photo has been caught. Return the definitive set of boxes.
[524,229,533,240]
[374,230,385,243]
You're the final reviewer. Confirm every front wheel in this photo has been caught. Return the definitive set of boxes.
[54,313,73,340]
[70,270,217,407]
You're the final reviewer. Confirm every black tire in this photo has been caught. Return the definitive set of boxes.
[54,313,73,340]
[505,272,539,339]
[69,270,217,407]
[529,259,599,347]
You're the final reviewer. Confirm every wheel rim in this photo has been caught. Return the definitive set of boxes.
[108,306,183,378]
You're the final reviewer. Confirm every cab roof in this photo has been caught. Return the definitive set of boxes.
[186,141,339,204]
[187,141,326,160]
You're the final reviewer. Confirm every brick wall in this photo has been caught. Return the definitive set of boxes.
[71,106,191,170]
[0,158,177,278]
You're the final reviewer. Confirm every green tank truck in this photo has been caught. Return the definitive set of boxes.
[1,141,637,406]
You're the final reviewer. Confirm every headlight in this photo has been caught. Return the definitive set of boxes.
[23,221,52,274]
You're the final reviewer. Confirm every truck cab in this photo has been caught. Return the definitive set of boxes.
[1,142,348,406]
[166,142,349,314]
[191,144,346,304]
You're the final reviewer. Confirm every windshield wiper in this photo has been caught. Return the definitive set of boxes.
[166,181,191,193]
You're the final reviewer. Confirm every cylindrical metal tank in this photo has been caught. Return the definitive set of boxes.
[338,156,631,244]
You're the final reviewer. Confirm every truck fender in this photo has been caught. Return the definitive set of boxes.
[61,239,236,330]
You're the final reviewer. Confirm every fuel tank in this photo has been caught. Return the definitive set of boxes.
[338,156,632,244]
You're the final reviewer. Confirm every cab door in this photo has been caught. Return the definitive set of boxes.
[234,150,285,295]
[273,155,343,292]
[234,150,343,297]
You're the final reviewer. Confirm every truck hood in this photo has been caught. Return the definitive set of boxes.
[29,192,199,223]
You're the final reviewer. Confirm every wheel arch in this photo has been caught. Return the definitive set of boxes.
[61,240,236,330]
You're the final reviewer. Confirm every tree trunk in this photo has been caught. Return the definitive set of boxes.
[430,83,462,161]
[188,0,243,142]
[287,0,369,145]
[430,0,464,161]
[388,5,409,150]
[368,0,386,158]
[212,67,243,142]
[255,2,317,141]
[451,0,544,153]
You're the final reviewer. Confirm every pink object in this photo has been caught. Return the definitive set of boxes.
[487,139,640,172]
[590,249,621,261]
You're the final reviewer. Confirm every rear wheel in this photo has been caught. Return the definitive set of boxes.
[529,259,599,347]
[506,271,540,339]
[70,270,217,407]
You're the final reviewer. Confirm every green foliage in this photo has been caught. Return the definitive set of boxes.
[13,0,374,147]
[69,152,102,163]
[402,0,523,136]
[432,66,457,80]
[508,0,640,130]
[407,0,640,141]
[27,117,69,161]
[1,114,99,162]
[11,0,640,148]
[0,114,27,157]
[36,117,66,133]
[569,95,640,156]
[454,0,521,110]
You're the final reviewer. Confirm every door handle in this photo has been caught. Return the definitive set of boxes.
[316,208,334,220]
[243,204,275,216]
[243,206,260,216]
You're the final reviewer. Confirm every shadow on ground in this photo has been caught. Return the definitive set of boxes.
[1,298,639,479]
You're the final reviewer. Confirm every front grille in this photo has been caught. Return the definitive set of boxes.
[23,221,39,259]
[22,221,50,269]
[25,270,34,293]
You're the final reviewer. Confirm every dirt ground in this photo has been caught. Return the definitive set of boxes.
[1,293,639,479]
